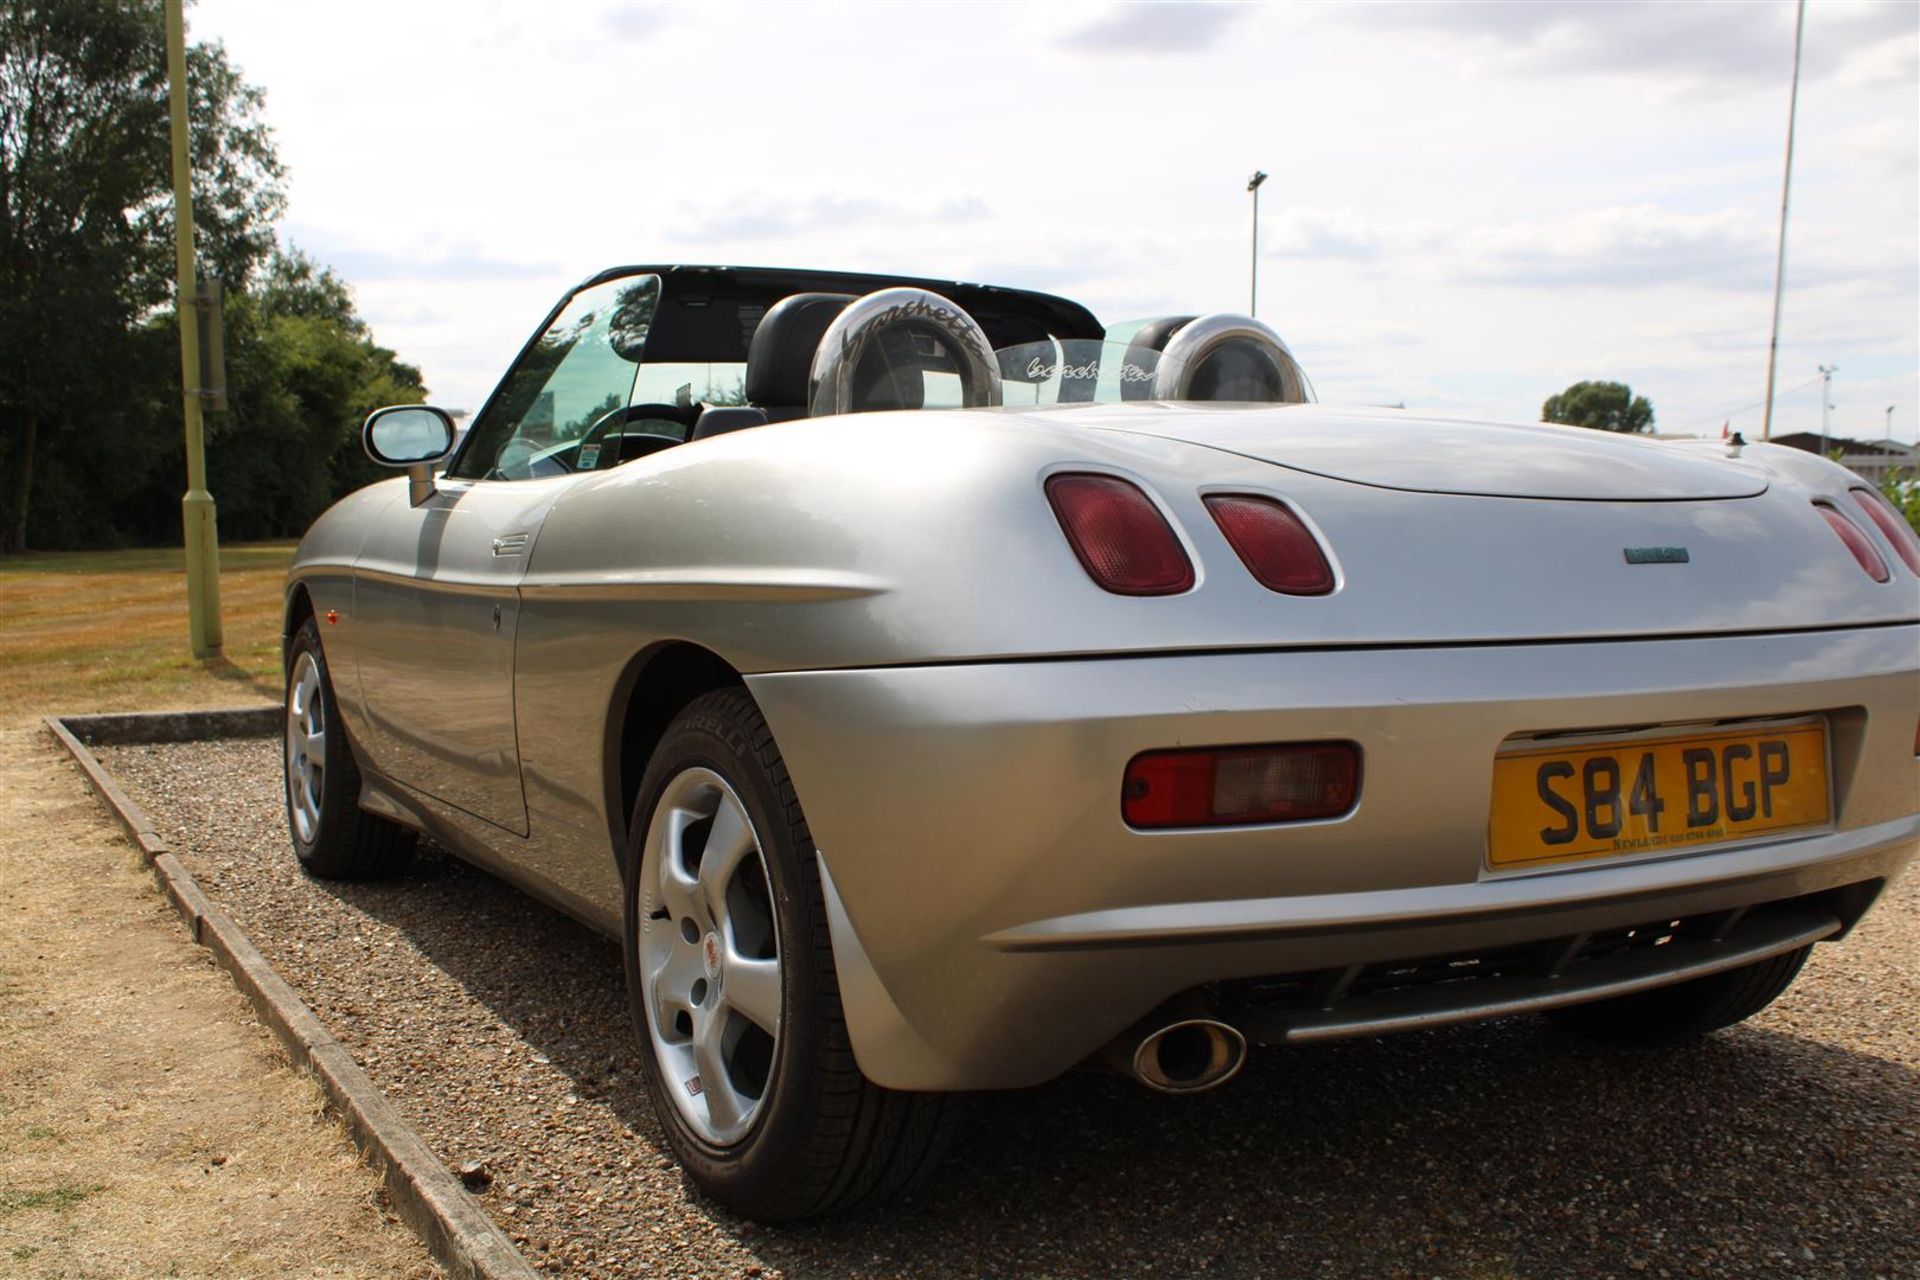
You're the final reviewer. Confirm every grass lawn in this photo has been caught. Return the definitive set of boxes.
[0,541,294,719]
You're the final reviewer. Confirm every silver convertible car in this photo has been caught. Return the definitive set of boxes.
[284,263,1920,1220]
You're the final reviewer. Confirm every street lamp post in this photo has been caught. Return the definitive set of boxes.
[1760,0,1808,444]
[166,0,222,657]
[1818,363,1837,457]
[1247,170,1267,317]
[1887,404,1896,444]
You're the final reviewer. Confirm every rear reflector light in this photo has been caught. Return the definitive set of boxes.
[1816,504,1890,583]
[1203,494,1335,595]
[1850,487,1920,576]
[1045,473,1194,595]
[1123,742,1360,828]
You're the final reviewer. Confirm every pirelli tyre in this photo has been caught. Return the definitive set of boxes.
[623,688,955,1220]
[284,615,416,879]
[1546,944,1813,1045]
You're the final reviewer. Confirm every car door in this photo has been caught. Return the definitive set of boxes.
[350,272,658,835]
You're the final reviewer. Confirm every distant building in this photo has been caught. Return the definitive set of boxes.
[1771,432,1917,484]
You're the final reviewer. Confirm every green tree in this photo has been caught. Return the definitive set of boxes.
[1879,469,1920,533]
[17,245,426,549]
[252,245,426,510]
[1541,380,1655,434]
[203,247,426,540]
[0,0,284,552]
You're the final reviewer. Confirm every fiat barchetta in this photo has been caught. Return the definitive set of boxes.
[282,264,1920,1220]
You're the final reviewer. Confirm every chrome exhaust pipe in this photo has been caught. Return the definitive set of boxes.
[1107,1016,1248,1094]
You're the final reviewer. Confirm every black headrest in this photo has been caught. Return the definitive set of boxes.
[847,328,927,412]
[746,293,855,408]
[1123,315,1195,400]
[1129,315,1196,354]
[1188,342,1287,402]
[690,405,771,441]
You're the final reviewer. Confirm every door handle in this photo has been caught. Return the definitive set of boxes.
[491,533,530,557]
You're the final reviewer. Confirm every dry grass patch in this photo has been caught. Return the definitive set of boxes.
[0,545,442,1277]
[0,542,292,718]
[0,725,440,1278]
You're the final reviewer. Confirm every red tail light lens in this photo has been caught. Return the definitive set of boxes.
[1123,742,1360,828]
[1046,473,1194,595]
[1849,487,1920,576]
[1203,494,1335,595]
[1816,504,1890,583]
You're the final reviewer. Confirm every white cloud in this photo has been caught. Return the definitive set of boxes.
[1452,205,1774,290]
[296,238,560,283]
[1343,0,1917,95]
[668,192,993,243]
[1263,209,1385,262]
[1262,203,1912,297]
[1049,1,1250,55]
[599,4,672,41]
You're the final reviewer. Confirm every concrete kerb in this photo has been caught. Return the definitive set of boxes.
[57,705,281,745]
[44,707,537,1280]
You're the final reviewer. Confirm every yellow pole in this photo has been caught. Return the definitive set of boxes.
[165,0,222,656]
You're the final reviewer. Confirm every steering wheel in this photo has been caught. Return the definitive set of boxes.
[575,402,693,470]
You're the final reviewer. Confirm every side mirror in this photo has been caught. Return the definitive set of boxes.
[363,405,456,505]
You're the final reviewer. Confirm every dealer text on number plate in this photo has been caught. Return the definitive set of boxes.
[1488,721,1830,869]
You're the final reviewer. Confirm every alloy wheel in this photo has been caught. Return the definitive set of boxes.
[638,767,783,1146]
[286,651,326,845]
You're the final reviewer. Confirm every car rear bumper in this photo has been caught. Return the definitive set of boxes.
[1216,881,1870,1045]
[746,624,1920,1090]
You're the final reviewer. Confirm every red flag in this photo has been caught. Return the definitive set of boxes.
[1721,420,1730,439]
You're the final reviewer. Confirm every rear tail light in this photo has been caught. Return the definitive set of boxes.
[1203,494,1335,595]
[1045,473,1194,595]
[1849,487,1920,576]
[1123,742,1360,828]
[1816,503,1890,583]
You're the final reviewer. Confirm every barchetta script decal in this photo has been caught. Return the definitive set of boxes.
[1025,358,1154,384]
[1623,546,1690,564]
[843,297,980,354]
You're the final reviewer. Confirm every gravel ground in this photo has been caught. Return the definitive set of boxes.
[102,737,1917,1280]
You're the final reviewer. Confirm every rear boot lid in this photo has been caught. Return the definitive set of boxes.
[1087,405,1769,501]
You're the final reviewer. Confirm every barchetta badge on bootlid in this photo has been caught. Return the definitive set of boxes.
[1625,545,1691,564]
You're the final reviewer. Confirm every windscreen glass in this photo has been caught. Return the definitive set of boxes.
[633,362,748,407]
[451,274,657,480]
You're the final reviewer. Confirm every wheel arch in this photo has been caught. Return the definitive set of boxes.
[604,642,952,1091]
[283,580,315,670]
[605,640,749,867]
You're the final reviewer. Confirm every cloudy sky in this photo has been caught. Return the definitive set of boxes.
[189,0,1918,443]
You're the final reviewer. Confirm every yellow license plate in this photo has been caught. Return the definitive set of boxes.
[1488,721,1830,869]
